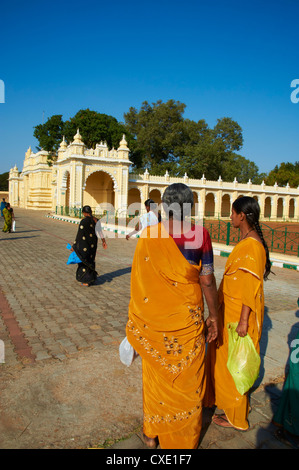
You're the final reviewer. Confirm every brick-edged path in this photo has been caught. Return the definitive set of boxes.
[0,208,298,449]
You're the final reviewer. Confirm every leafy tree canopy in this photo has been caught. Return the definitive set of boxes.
[124,100,259,182]
[265,161,299,188]
[0,172,9,191]
[33,109,134,166]
[124,99,187,174]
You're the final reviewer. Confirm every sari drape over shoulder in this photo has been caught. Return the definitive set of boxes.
[204,237,266,430]
[126,223,206,449]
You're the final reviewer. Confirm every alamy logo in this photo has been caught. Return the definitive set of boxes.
[0,80,4,103]
[290,79,299,104]
[0,340,4,363]
[290,338,299,364]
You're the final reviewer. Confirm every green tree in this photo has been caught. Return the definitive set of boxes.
[213,117,243,152]
[33,115,64,165]
[124,99,187,174]
[177,117,259,182]
[221,154,261,183]
[177,122,224,180]
[63,109,134,151]
[265,161,299,187]
[33,109,134,166]
[0,172,9,191]
[124,102,258,180]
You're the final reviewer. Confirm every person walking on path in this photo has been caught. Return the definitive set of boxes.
[204,196,272,431]
[2,203,14,233]
[126,199,160,240]
[93,215,107,249]
[71,206,100,286]
[126,183,218,449]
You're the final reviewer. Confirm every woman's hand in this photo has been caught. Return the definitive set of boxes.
[205,317,218,343]
[236,320,248,337]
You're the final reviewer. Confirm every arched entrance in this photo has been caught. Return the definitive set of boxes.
[191,192,198,217]
[83,171,115,211]
[205,193,215,217]
[127,188,142,216]
[149,189,162,205]
[221,194,231,217]
[264,197,272,219]
[277,197,283,218]
[289,198,295,218]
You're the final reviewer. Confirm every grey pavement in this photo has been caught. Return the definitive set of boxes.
[0,208,298,449]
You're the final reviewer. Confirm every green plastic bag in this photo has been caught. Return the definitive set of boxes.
[226,322,261,395]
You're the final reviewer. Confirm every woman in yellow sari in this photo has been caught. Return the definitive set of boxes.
[2,203,13,233]
[126,183,218,449]
[205,196,272,430]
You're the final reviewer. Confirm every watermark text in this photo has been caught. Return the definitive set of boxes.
[290,79,299,104]
[290,338,299,364]
[0,340,4,363]
[0,80,4,103]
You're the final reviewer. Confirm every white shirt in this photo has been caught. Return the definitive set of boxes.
[95,219,104,239]
[139,211,158,230]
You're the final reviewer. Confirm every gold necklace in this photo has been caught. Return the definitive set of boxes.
[242,228,254,240]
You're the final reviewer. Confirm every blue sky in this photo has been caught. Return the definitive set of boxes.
[0,0,298,176]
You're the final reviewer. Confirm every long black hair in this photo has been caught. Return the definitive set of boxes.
[232,196,272,280]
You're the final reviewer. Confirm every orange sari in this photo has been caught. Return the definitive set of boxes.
[126,223,206,449]
[204,237,266,430]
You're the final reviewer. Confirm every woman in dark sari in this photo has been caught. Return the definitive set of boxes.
[72,206,98,286]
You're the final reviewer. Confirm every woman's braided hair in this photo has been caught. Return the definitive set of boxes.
[232,196,272,280]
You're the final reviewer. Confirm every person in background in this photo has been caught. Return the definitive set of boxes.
[2,203,14,233]
[72,206,98,286]
[93,214,108,250]
[272,306,299,448]
[204,196,272,431]
[126,199,160,240]
[126,183,218,449]
[0,198,6,217]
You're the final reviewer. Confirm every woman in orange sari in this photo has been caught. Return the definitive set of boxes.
[126,183,218,449]
[205,196,272,430]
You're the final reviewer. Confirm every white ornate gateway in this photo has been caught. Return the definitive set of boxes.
[9,131,299,221]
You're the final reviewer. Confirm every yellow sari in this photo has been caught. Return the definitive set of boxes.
[2,207,12,233]
[205,237,266,430]
[126,223,206,449]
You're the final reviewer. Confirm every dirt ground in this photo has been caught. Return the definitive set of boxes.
[0,348,143,449]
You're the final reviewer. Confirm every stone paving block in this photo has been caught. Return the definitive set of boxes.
[247,409,269,428]
[110,434,145,449]
[57,339,75,348]
[242,423,289,449]
[35,351,52,361]
[250,399,275,421]
[216,435,254,449]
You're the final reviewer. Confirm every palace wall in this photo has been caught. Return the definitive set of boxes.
[9,132,299,221]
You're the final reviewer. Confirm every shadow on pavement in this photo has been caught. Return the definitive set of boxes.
[0,235,40,241]
[255,310,299,449]
[95,267,132,285]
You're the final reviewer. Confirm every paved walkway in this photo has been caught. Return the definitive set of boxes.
[0,209,298,449]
